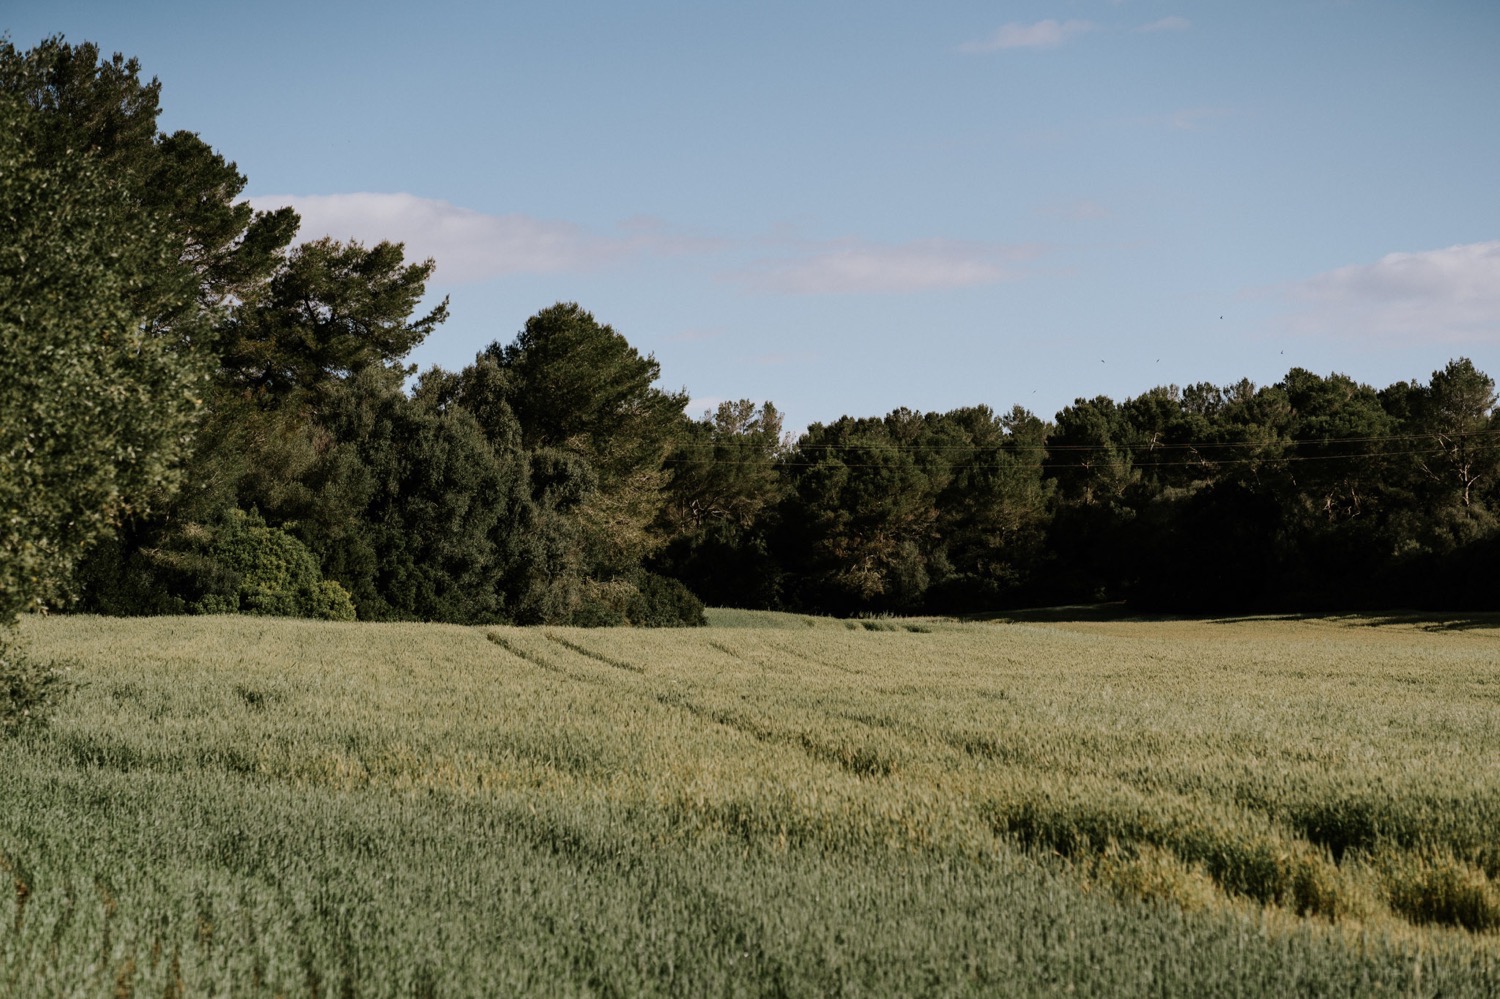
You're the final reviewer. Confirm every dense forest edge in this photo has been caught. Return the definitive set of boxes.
[4,37,1499,645]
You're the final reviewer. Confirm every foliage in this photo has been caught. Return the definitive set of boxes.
[192,509,355,620]
[217,237,447,396]
[25,38,1500,626]
[495,303,688,470]
[663,399,786,533]
[0,83,200,622]
[1402,358,1500,511]
[996,361,1500,612]
[490,303,689,581]
[321,371,523,623]
[562,574,705,627]
[0,37,297,336]
[0,632,70,737]
[631,572,707,627]
[652,400,788,609]
[1047,395,1134,505]
[774,406,1051,614]
[17,33,1500,625]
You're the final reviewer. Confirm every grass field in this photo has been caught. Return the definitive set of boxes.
[4,608,1500,995]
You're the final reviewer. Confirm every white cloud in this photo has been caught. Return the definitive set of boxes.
[727,238,1046,295]
[1136,16,1190,33]
[255,192,1053,300]
[249,192,713,284]
[1283,241,1500,342]
[960,19,1097,52]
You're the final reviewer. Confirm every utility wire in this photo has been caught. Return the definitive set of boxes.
[662,444,1479,471]
[665,427,1500,455]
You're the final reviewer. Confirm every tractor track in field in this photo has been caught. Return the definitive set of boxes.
[485,632,608,687]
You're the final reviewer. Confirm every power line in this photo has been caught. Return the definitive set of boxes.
[663,427,1500,459]
[663,423,1500,465]
[662,443,1481,471]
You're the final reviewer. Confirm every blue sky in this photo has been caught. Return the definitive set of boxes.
[11,1,1500,433]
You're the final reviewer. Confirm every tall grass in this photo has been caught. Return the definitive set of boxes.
[4,611,1500,995]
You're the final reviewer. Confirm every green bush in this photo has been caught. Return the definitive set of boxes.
[567,575,706,627]
[631,573,707,627]
[569,599,627,628]
[0,631,71,737]
[567,579,634,627]
[194,510,356,621]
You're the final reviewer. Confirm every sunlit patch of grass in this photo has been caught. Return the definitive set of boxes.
[1087,842,1223,912]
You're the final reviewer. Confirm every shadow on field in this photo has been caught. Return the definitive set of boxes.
[1191,610,1500,632]
[962,603,1500,632]
[960,603,1177,625]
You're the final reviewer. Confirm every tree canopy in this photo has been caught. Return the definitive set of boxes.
[0,76,199,622]
[9,37,1500,627]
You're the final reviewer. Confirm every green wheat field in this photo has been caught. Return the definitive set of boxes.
[5,609,1500,996]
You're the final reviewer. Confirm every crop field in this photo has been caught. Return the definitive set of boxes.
[4,610,1500,996]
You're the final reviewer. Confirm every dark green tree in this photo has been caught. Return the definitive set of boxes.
[218,238,447,397]
[315,370,518,623]
[496,303,687,462]
[775,412,947,613]
[1408,358,1499,511]
[0,86,199,622]
[1279,368,1396,524]
[926,406,1052,611]
[492,303,689,580]
[653,400,788,608]
[1047,396,1134,505]
[0,37,298,338]
[663,400,786,534]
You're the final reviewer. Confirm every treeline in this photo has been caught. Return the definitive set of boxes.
[1,38,705,627]
[681,362,1499,616]
[5,39,1498,628]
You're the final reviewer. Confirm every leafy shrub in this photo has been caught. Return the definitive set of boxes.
[67,533,222,616]
[309,580,358,622]
[631,573,706,627]
[567,574,706,627]
[0,631,71,737]
[568,580,634,627]
[569,598,627,628]
[194,510,356,621]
